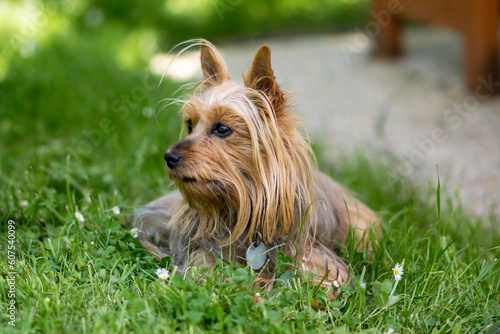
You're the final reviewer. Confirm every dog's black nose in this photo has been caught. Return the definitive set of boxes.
[164,152,182,169]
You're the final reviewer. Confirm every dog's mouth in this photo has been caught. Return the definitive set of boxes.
[168,167,217,185]
[180,176,197,183]
[168,173,197,183]
[166,167,198,183]
[168,171,199,183]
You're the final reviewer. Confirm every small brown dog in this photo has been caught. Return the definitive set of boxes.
[134,40,378,285]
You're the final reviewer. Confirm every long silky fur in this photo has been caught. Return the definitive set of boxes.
[133,40,378,287]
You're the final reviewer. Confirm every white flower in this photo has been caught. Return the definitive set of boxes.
[384,328,395,334]
[302,256,307,262]
[360,281,366,289]
[130,228,140,238]
[155,268,170,280]
[112,206,120,215]
[91,241,94,245]
[390,263,404,296]
[20,200,29,207]
[75,212,85,222]
[332,280,340,288]
[392,263,404,282]
[44,297,50,303]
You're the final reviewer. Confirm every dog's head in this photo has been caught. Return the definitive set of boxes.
[165,40,314,244]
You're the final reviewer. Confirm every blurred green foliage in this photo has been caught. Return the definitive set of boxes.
[1,0,369,53]
[82,0,369,46]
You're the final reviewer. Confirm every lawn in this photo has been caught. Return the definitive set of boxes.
[1,1,499,333]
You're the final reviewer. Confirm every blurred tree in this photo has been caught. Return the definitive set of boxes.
[77,0,369,47]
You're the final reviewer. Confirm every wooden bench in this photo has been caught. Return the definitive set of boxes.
[372,0,500,92]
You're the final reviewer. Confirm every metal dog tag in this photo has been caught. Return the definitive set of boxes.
[246,242,267,270]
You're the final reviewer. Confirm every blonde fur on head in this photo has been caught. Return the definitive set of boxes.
[133,39,378,286]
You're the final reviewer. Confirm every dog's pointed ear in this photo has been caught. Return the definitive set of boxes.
[200,40,228,84]
[244,44,285,112]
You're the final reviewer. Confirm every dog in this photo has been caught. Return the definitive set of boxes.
[133,40,378,286]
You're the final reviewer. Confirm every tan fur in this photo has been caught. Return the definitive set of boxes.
[133,40,379,286]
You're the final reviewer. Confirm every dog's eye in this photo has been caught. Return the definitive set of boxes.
[213,123,231,137]
[186,119,193,134]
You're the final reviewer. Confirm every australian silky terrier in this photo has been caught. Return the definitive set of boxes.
[134,40,378,286]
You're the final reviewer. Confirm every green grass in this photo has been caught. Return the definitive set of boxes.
[1,1,500,333]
